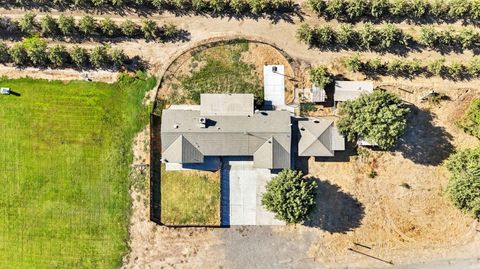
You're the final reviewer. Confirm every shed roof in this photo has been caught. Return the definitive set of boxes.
[298,118,345,157]
[264,65,285,107]
[200,94,253,116]
[334,81,373,102]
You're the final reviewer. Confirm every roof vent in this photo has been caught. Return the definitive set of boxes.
[313,120,320,123]
[198,117,207,128]
[272,66,278,72]
[173,124,179,129]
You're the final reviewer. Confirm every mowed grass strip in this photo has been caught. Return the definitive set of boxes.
[0,73,156,269]
[160,164,220,225]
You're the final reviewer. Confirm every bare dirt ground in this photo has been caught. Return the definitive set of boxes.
[2,5,480,268]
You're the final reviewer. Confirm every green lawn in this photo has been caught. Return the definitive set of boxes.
[0,73,156,268]
[161,164,220,225]
[168,41,263,106]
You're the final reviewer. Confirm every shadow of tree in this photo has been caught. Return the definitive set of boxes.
[305,179,364,233]
[397,105,454,166]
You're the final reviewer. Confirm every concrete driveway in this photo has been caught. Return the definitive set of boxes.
[221,157,284,226]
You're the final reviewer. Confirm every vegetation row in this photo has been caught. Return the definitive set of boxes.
[297,23,480,53]
[0,37,138,70]
[342,53,480,80]
[0,0,295,15]
[0,14,185,41]
[308,0,480,23]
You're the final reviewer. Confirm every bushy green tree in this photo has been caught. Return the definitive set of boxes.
[58,15,76,36]
[389,0,410,17]
[324,0,345,19]
[78,15,97,35]
[370,0,389,18]
[447,61,463,79]
[309,65,332,87]
[343,53,362,72]
[314,25,335,47]
[0,42,10,63]
[230,0,248,14]
[307,0,326,14]
[18,12,36,33]
[459,27,478,49]
[427,58,445,76]
[336,23,356,47]
[161,23,179,39]
[141,19,157,40]
[111,48,127,68]
[69,46,89,67]
[100,17,117,37]
[365,57,383,72]
[448,0,470,19]
[120,20,138,37]
[457,99,480,139]
[358,23,379,50]
[445,147,480,218]
[296,24,314,45]
[40,15,58,36]
[9,43,28,65]
[22,37,48,66]
[430,0,448,17]
[337,90,409,149]
[467,57,480,77]
[410,0,427,18]
[344,0,367,19]
[89,45,110,68]
[48,45,69,67]
[470,0,480,20]
[261,169,317,224]
[419,26,438,47]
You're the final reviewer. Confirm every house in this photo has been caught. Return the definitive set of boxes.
[334,81,373,102]
[161,94,292,170]
[298,118,345,156]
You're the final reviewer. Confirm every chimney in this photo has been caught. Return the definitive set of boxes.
[198,117,207,128]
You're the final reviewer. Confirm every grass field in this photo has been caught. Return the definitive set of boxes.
[168,41,263,105]
[160,164,220,225]
[0,73,156,268]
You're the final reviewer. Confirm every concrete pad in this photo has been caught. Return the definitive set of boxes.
[222,158,285,226]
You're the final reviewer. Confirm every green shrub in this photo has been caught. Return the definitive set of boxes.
[261,169,317,224]
[445,147,480,218]
[309,65,332,87]
[78,15,97,36]
[457,99,480,139]
[48,45,69,67]
[70,46,89,67]
[337,90,409,150]
[18,12,36,33]
[0,42,10,64]
[22,36,48,66]
[58,15,76,36]
[8,43,28,65]
[344,53,362,72]
[40,15,58,36]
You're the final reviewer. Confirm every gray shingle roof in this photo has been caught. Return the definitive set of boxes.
[161,107,291,169]
[298,118,345,157]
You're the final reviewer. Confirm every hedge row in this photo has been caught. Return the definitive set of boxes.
[0,14,184,41]
[308,0,480,22]
[297,23,480,52]
[0,37,137,70]
[0,0,295,14]
[342,53,480,80]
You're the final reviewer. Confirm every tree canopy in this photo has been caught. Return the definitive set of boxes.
[337,90,409,149]
[445,147,480,218]
[309,65,332,88]
[457,98,480,139]
[261,169,317,224]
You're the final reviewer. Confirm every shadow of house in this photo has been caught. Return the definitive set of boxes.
[397,106,454,166]
[305,179,364,233]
